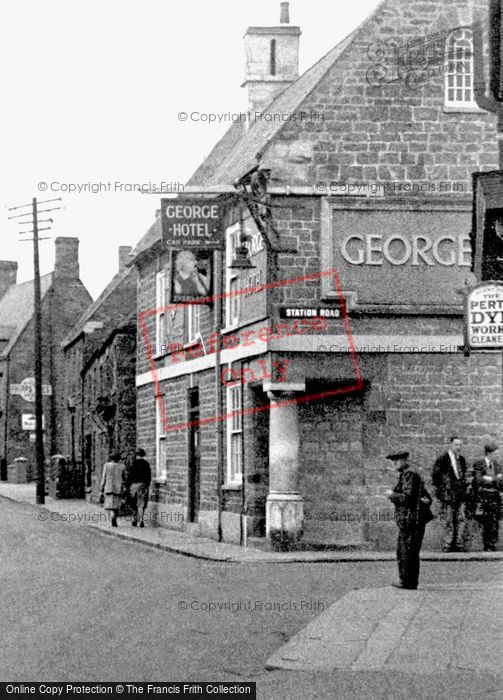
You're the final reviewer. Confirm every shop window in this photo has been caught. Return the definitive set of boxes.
[445,28,476,109]
[226,382,243,485]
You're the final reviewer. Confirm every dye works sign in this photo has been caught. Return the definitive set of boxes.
[466,283,503,348]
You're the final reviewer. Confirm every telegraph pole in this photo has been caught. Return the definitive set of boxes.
[7,197,61,504]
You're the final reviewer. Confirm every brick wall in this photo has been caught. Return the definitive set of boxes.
[263,0,497,191]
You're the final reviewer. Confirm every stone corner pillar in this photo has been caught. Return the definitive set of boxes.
[264,381,306,552]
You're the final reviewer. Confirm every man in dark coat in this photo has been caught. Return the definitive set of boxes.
[470,439,503,551]
[386,450,433,590]
[431,436,468,552]
[128,448,151,528]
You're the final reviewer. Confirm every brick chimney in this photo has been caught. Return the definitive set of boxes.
[242,1,301,115]
[0,261,18,301]
[118,245,133,272]
[54,237,80,279]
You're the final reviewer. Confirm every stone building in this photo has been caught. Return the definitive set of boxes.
[133,0,502,550]
[0,239,92,479]
[61,247,137,500]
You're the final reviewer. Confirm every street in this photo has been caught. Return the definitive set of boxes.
[1,498,502,699]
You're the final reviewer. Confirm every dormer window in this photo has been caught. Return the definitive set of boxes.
[445,27,477,109]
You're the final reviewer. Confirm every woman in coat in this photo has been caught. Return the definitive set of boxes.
[99,452,126,527]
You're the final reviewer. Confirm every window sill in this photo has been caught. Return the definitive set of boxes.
[222,482,243,491]
[154,476,167,485]
[443,104,487,114]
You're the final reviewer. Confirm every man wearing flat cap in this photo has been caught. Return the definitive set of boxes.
[431,437,468,552]
[470,438,503,551]
[386,450,433,590]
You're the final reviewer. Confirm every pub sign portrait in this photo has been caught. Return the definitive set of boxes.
[170,249,213,304]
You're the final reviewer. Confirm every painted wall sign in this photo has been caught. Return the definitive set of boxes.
[466,282,503,348]
[161,198,223,249]
[329,208,473,305]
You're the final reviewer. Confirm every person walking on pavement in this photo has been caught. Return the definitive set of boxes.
[129,448,151,528]
[99,452,126,527]
[470,439,503,551]
[386,450,433,590]
[431,436,468,552]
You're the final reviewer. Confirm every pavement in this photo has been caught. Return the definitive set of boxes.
[266,580,503,676]
[1,482,503,563]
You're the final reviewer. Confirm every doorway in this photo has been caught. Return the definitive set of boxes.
[187,387,200,523]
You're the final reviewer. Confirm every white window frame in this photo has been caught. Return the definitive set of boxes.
[187,304,201,344]
[444,27,478,111]
[225,225,241,329]
[156,395,167,481]
[155,269,169,357]
[226,380,243,485]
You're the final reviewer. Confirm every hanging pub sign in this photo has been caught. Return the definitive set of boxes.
[171,249,213,303]
[161,198,223,249]
[466,282,503,348]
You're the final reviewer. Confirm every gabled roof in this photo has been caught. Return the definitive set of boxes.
[130,2,384,261]
[187,31,356,187]
[128,216,162,263]
[0,273,53,358]
[61,266,136,349]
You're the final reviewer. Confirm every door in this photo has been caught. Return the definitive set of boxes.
[187,388,200,523]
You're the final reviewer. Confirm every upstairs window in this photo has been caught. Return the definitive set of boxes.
[155,268,169,356]
[187,304,201,344]
[445,27,476,108]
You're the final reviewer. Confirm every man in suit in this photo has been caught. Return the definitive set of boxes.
[470,439,503,551]
[431,436,468,552]
[386,450,433,590]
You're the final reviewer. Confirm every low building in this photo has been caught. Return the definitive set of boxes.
[133,0,502,550]
[61,246,137,500]
[0,239,92,480]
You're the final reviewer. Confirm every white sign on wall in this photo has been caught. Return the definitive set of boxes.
[21,414,45,431]
[466,283,503,348]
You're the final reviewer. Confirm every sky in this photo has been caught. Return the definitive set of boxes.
[0,0,382,299]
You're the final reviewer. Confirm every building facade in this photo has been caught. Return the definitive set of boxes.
[61,246,137,501]
[134,0,503,550]
[0,238,92,479]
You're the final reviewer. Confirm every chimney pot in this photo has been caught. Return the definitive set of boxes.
[0,261,18,301]
[280,2,290,23]
[118,245,133,272]
[54,237,80,279]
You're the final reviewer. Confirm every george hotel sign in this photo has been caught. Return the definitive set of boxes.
[161,198,223,249]
[466,283,503,349]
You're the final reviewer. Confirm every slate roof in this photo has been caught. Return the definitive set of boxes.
[0,273,53,358]
[61,266,137,349]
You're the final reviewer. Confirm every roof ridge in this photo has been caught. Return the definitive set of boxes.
[61,266,136,348]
